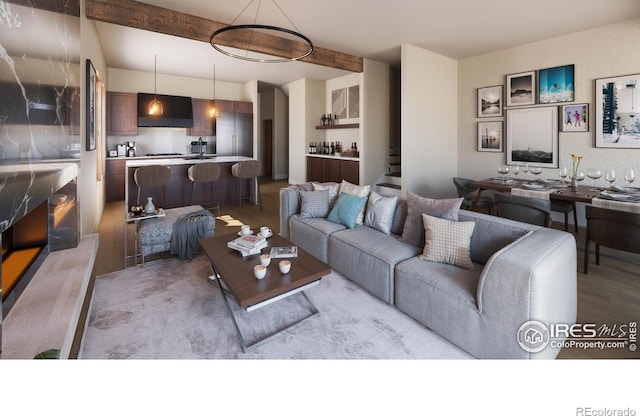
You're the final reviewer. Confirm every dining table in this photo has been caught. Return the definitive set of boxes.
[471,177,640,214]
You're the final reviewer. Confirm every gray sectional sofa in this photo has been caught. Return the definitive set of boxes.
[279,183,578,359]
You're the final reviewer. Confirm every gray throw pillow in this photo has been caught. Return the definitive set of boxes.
[400,192,463,247]
[364,191,398,234]
[299,190,330,219]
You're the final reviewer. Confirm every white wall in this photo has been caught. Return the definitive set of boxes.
[402,44,459,198]
[458,19,640,184]
[457,18,640,225]
[80,5,107,236]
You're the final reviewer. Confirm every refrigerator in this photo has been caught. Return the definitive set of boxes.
[215,100,253,157]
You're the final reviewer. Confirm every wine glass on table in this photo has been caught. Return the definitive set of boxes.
[558,166,568,186]
[521,163,529,180]
[587,168,602,191]
[605,169,616,188]
[624,168,635,188]
[511,164,520,179]
[497,165,510,182]
[530,166,542,182]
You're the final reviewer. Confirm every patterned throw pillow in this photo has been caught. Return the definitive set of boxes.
[312,182,340,207]
[299,190,330,219]
[364,191,398,234]
[327,193,368,229]
[420,214,475,270]
[339,180,371,225]
[400,192,463,247]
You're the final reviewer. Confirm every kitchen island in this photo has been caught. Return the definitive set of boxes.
[124,156,256,210]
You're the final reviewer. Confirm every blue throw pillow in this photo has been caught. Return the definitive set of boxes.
[327,193,368,229]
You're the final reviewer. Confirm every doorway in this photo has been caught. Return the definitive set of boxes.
[263,119,273,177]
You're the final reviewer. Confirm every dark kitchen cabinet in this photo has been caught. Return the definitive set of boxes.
[306,156,359,184]
[107,92,138,136]
[187,98,215,136]
[215,100,253,157]
[105,158,126,201]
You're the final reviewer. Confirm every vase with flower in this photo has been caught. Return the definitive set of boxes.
[569,153,584,191]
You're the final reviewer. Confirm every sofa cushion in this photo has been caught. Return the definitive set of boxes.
[401,192,463,247]
[459,211,531,264]
[327,193,368,229]
[312,182,340,206]
[365,191,398,234]
[329,225,422,304]
[288,215,346,264]
[299,190,330,219]
[421,214,475,270]
[339,180,371,224]
[390,198,408,235]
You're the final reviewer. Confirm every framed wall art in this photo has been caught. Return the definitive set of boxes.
[506,71,536,106]
[477,85,503,117]
[595,73,640,148]
[86,59,96,151]
[348,85,360,118]
[560,103,588,132]
[331,88,347,119]
[506,106,558,168]
[538,64,574,104]
[477,121,503,152]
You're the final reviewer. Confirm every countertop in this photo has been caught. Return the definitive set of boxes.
[125,155,255,167]
[306,153,359,161]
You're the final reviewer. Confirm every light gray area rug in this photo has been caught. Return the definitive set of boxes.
[80,255,473,359]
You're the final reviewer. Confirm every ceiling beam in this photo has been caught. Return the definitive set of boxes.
[85,0,363,73]
[8,0,80,16]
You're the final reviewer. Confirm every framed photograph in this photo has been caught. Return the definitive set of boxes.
[538,64,574,104]
[595,73,640,148]
[560,103,588,132]
[506,71,536,106]
[477,85,503,117]
[348,85,360,118]
[86,59,96,151]
[477,121,503,152]
[506,106,558,168]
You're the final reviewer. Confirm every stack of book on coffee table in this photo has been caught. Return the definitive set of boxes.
[227,234,268,257]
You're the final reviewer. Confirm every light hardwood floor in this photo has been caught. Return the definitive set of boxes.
[92,179,640,359]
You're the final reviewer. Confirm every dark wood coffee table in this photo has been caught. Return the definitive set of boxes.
[200,232,330,351]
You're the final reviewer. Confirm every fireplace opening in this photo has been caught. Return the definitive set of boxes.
[1,200,49,315]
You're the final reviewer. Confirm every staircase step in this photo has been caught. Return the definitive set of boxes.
[385,172,401,178]
[377,182,401,190]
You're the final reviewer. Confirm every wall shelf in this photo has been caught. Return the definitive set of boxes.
[315,123,359,130]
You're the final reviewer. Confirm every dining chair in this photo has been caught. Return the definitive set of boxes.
[493,192,551,227]
[583,205,640,274]
[551,200,578,233]
[452,177,494,214]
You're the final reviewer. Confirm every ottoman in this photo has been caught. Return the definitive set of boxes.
[137,205,215,265]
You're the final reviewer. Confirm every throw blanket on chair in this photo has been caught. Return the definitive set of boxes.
[170,210,215,260]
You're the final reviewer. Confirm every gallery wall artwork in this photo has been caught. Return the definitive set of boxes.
[477,85,503,117]
[595,73,640,148]
[538,64,574,104]
[506,106,558,168]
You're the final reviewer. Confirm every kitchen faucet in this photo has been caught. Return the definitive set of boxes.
[198,137,204,159]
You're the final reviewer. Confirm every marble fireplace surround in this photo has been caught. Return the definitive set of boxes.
[0,160,80,352]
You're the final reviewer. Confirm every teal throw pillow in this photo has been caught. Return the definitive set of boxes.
[327,193,368,229]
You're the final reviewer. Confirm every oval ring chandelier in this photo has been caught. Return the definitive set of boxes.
[209,0,313,63]
[210,24,313,63]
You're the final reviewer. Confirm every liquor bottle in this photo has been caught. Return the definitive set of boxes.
[330,142,335,155]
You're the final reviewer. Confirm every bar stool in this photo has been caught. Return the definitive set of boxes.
[188,163,221,217]
[231,160,262,210]
[134,165,171,207]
